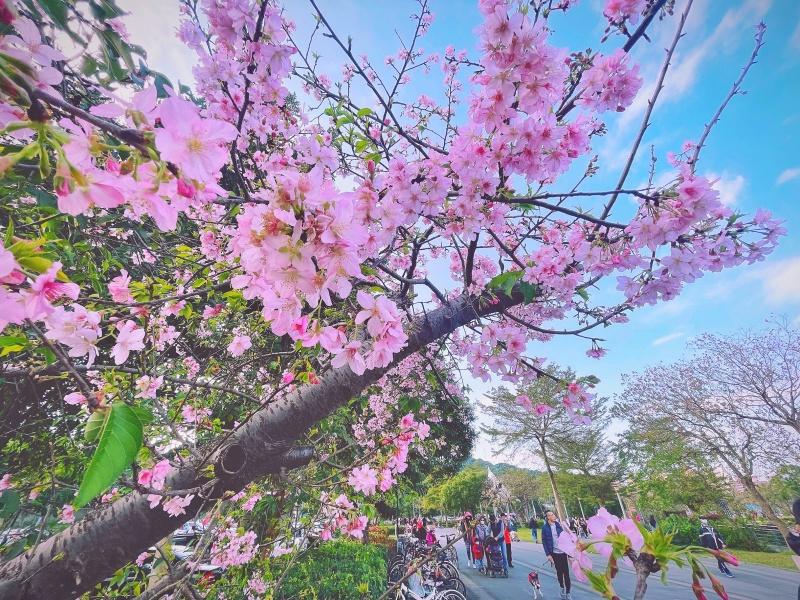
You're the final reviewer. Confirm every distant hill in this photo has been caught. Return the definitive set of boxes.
[463,457,540,477]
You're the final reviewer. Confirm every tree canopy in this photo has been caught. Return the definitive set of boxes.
[0,0,780,597]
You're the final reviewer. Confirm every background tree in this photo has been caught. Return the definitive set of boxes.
[499,467,542,517]
[481,366,602,519]
[441,468,487,515]
[615,421,731,514]
[618,362,798,536]
[689,320,800,435]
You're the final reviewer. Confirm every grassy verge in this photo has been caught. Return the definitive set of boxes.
[516,528,538,543]
[730,549,797,571]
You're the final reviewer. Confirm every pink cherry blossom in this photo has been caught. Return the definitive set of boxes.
[111,320,145,365]
[227,334,252,357]
[135,552,151,567]
[0,246,19,278]
[64,392,87,406]
[348,464,378,496]
[60,504,75,524]
[108,270,134,303]
[154,97,238,182]
[0,474,12,490]
[332,341,367,375]
[135,375,163,399]
[24,262,80,319]
[162,494,194,517]
[516,394,533,410]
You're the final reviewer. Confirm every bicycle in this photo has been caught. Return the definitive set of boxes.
[394,581,467,600]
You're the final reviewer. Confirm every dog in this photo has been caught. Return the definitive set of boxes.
[528,570,543,599]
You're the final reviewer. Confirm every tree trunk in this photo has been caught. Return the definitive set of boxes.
[742,478,790,537]
[541,442,566,520]
[633,566,649,600]
[0,291,522,600]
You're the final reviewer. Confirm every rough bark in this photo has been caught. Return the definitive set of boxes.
[0,291,520,600]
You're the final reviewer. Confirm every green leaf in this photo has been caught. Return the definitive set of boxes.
[0,335,26,347]
[487,270,523,297]
[3,220,13,246]
[357,107,373,117]
[576,287,590,302]
[354,138,369,154]
[0,490,20,518]
[519,282,539,304]
[0,344,25,357]
[17,255,53,274]
[75,402,145,507]
[84,409,107,443]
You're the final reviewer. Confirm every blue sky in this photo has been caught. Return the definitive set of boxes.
[120,0,800,465]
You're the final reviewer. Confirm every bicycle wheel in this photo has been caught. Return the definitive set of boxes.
[441,577,466,597]
[389,561,405,583]
[438,561,459,580]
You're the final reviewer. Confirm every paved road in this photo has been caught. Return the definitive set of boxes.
[446,532,798,600]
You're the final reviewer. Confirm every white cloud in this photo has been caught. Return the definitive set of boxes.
[777,167,800,185]
[759,257,800,304]
[652,331,685,347]
[706,172,745,206]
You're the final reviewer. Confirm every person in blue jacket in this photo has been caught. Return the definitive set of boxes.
[541,511,571,600]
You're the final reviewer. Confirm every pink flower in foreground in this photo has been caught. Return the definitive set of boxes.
[154,97,238,182]
[557,529,593,583]
[108,269,134,303]
[135,375,163,399]
[137,469,153,487]
[60,504,75,524]
[111,320,145,365]
[227,334,252,357]
[24,262,80,319]
[533,403,553,415]
[345,515,369,539]
[64,392,87,406]
[162,494,194,517]
[603,0,646,24]
[0,474,12,490]
[0,288,25,333]
[135,551,150,567]
[331,341,366,375]
[241,494,261,512]
[0,246,19,278]
[182,404,210,424]
[348,464,378,496]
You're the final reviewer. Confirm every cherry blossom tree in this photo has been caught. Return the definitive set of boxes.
[0,0,781,597]
[618,361,799,537]
[689,319,800,435]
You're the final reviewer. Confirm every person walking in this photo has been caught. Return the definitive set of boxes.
[474,515,490,572]
[502,513,514,567]
[528,514,538,542]
[460,512,475,568]
[542,511,571,600]
[699,519,734,578]
[490,514,509,576]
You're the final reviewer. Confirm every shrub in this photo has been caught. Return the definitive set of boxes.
[660,515,767,551]
[277,539,387,599]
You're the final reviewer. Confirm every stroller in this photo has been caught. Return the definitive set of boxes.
[482,536,507,578]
